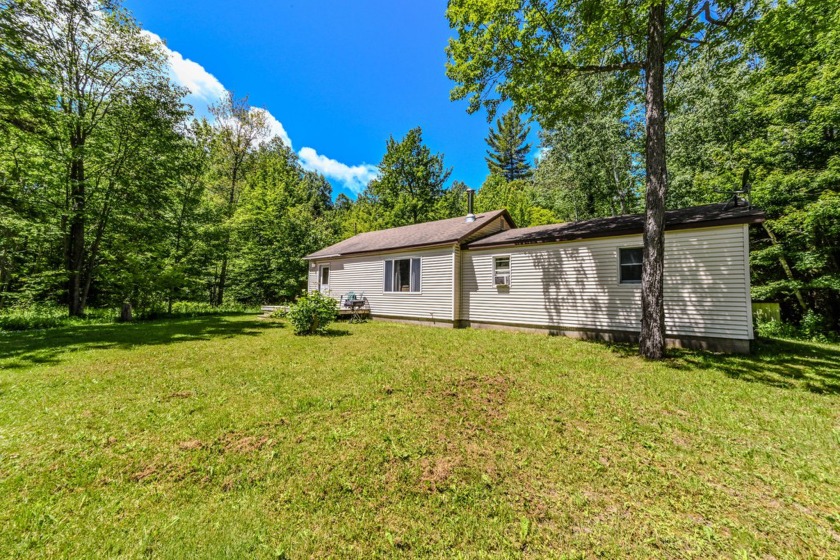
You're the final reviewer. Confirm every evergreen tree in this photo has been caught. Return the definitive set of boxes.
[485,110,532,181]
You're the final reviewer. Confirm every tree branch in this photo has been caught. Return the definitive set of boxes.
[664,1,702,50]
[665,1,737,50]
[703,2,736,26]
[548,60,644,75]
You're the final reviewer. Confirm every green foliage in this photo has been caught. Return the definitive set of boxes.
[668,0,840,330]
[755,312,836,343]
[0,301,257,331]
[365,127,452,227]
[160,301,254,317]
[269,307,288,319]
[0,0,338,317]
[286,291,338,335]
[533,76,643,221]
[485,109,532,181]
[0,305,115,332]
[228,139,337,303]
[744,1,840,328]
[445,1,750,122]
[475,175,554,227]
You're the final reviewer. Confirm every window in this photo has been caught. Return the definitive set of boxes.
[493,256,511,286]
[619,247,643,284]
[384,258,421,293]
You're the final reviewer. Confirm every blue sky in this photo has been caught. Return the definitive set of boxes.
[125,0,539,200]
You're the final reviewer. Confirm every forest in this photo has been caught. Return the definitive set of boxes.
[1,0,838,337]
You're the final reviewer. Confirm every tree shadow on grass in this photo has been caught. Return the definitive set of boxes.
[0,315,282,369]
[600,337,840,395]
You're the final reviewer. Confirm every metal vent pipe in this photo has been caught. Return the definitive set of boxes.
[465,188,476,223]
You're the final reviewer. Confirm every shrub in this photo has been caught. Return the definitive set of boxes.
[799,310,830,341]
[286,291,338,335]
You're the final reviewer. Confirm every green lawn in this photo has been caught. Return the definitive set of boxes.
[1,315,838,558]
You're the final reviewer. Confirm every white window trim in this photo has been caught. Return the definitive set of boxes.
[383,257,422,294]
[493,254,512,287]
[617,246,643,286]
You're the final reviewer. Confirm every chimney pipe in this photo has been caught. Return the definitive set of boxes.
[465,188,475,223]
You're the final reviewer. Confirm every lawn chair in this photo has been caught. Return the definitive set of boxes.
[340,291,369,323]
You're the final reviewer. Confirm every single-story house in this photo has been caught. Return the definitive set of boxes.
[305,202,765,353]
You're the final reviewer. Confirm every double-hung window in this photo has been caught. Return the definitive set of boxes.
[384,258,421,293]
[619,247,643,284]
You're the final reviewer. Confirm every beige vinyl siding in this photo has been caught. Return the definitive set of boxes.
[307,265,318,292]
[308,246,456,321]
[461,224,752,340]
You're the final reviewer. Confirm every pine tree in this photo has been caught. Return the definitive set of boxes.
[485,110,532,181]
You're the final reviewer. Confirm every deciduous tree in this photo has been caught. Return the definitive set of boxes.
[447,0,753,358]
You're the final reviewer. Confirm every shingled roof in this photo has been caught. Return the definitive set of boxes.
[305,209,514,259]
[465,203,765,249]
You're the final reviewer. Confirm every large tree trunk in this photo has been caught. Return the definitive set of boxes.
[67,133,86,317]
[639,2,667,359]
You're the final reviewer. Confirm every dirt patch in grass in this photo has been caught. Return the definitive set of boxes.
[130,464,158,481]
[219,433,273,454]
[178,439,203,451]
[419,456,460,492]
[437,374,513,422]
[166,390,194,399]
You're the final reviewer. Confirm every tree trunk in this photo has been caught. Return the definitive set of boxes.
[217,254,228,306]
[639,2,667,359]
[216,168,239,306]
[120,301,133,322]
[80,192,112,313]
[67,132,86,317]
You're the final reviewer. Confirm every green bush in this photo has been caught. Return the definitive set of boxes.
[286,291,338,335]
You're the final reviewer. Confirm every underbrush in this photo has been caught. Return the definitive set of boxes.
[0,306,115,331]
[140,301,257,319]
[0,302,258,332]
[756,310,838,343]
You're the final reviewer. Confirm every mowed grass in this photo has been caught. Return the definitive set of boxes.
[1,316,838,559]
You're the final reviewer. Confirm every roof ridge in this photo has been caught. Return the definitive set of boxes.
[466,204,765,249]
[305,208,512,259]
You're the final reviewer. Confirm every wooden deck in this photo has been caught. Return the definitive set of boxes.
[338,308,370,316]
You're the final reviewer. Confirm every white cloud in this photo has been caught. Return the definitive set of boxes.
[142,30,225,118]
[299,148,378,194]
[144,29,374,195]
[250,107,292,149]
